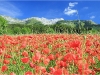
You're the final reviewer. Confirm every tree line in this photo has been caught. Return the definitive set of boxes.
[0,16,100,35]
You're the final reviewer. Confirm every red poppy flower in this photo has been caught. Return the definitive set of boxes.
[63,53,75,62]
[48,54,54,60]
[33,51,41,61]
[10,72,16,75]
[1,65,8,72]
[43,58,50,65]
[68,40,81,48]
[29,62,35,68]
[22,51,28,57]
[59,61,67,67]
[21,57,29,63]
[42,48,50,54]
[40,66,46,73]
[86,40,92,47]
[49,67,55,74]
[53,69,62,75]
[20,42,27,49]
[3,59,10,64]
[4,54,12,58]
[25,71,33,75]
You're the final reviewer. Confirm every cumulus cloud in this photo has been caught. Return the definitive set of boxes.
[64,2,78,16]
[69,2,78,8]
[90,16,95,19]
[0,1,22,17]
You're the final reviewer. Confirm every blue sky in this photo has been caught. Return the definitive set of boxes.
[0,0,100,24]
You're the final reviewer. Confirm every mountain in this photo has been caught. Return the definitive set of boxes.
[56,20,96,25]
[1,15,25,24]
[24,17,64,25]
[1,15,64,25]
[1,15,97,26]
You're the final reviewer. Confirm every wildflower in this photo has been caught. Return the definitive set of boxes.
[25,71,33,75]
[42,48,50,54]
[53,69,62,75]
[48,54,54,60]
[21,57,29,63]
[22,51,28,57]
[10,72,16,75]
[3,59,10,64]
[29,62,35,68]
[4,54,12,58]
[68,40,81,48]
[1,65,8,72]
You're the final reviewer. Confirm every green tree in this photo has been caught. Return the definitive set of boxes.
[21,27,31,34]
[45,27,55,33]
[0,16,8,34]
[13,27,22,34]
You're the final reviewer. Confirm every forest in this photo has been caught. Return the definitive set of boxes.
[0,16,100,35]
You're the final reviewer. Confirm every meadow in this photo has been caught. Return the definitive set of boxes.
[0,34,100,75]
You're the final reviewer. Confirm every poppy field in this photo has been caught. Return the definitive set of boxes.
[0,34,100,75]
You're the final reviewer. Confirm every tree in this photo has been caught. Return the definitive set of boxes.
[0,16,8,34]
[13,27,22,34]
[21,27,31,34]
[45,27,55,33]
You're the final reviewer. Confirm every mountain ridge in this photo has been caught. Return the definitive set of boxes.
[0,15,97,25]
[1,15,64,25]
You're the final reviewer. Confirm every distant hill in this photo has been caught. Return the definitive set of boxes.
[1,15,64,25]
[0,15,100,34]
[1,15,97,26]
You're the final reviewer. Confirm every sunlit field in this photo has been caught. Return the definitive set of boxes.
[0,34,100,75]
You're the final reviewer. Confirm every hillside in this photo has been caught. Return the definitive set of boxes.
[0,15,100,35]
[1,15,64,25]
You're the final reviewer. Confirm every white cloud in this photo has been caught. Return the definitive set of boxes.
[64,2,78,16]
[0,1,22,18]
[69,2,78,8]
[64,8,78,16]
[90,16,95,19]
